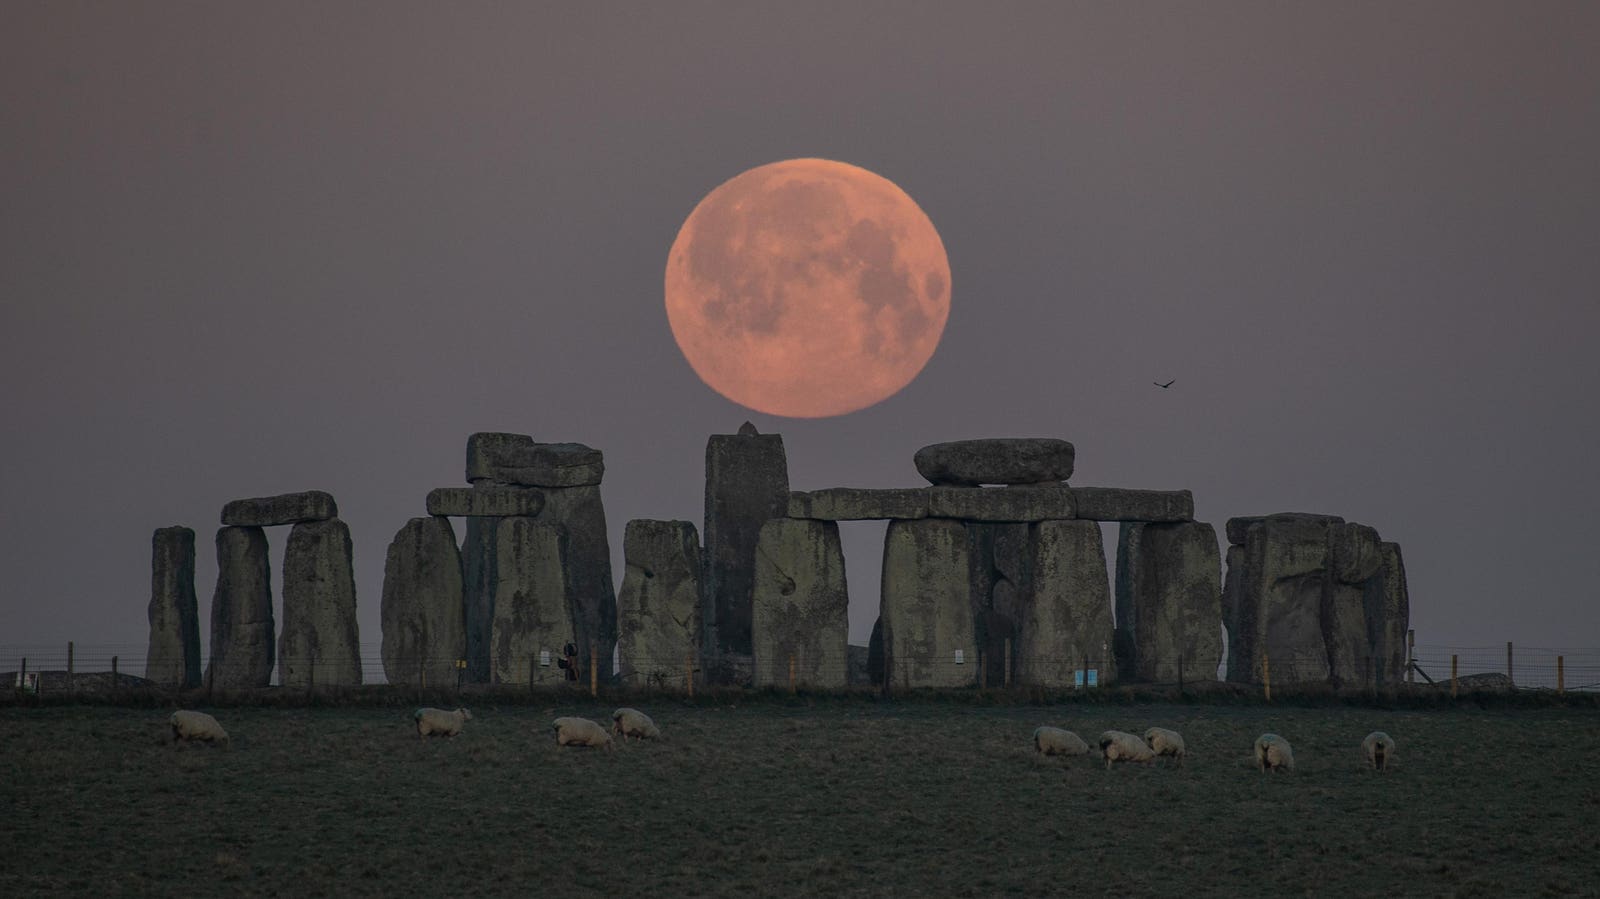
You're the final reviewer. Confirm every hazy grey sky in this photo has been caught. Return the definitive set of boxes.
[3,2,1597,654]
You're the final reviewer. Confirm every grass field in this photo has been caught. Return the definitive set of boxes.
[3,697,1598,897]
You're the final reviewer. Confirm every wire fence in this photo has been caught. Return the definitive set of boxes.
[3,641,1597,698]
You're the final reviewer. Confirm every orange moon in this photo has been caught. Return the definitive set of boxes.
[664,158,951,418]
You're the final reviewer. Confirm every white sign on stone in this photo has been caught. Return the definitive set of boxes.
[1073,669,1099,688]
[954,649,965,665]
[540,650,551,668]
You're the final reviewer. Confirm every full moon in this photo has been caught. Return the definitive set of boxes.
[664,158,951,418]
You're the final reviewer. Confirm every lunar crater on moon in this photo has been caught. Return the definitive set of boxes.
[665,158,951,418]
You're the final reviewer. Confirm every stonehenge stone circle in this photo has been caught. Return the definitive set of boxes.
[913,438,1075,486]
[880,518,977,688]
[146,526,201,688]
[379,516,466,687]
[426,486,545,518]
[1114,521,1223,683]
[751,518,849,689]
[221,491,338,527]
[1023,520,1116,686]
[703,423,790,662]
[278,518,362,688]
[490,518,576,685]
[206,526,275,688]
[467,432,604,488]
[617,519,702,688]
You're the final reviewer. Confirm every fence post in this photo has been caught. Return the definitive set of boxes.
[1558,655,1565,694]
[1506,641,1514,686]
[18,657,26,694]
[788,654,797,695]
[67,641,74,696]
[1003,639,1012,688]
[589,641,598,699]
[686,654,695,699]
[1450,654,1458,698]
[1262,649,1272,703]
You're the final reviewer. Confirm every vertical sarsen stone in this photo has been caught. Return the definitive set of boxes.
[206,526,274,689]
[146,526,201,688]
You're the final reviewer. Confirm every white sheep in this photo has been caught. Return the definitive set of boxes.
[1097,730,1156,770]
[554,716,614,750]
[1033,726,1088,757]
[169,710,229,746]
[611,708,661,741]
[1362,731,1396,771]
[1254,733,1294,773]
[414,707,472,739]
[1143,727,1186,767]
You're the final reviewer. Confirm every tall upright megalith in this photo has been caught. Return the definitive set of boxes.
[279,518,362,688]
[751,518,849,688]
[538,484,615,679]
[617,520,702,688]
[881,518,975,688]
[703,422,790,660]
[1115,521,1223,683]
[1023,520,1115,686]
[207,526,275,688]
[146,526,201,688]
[380,516,466,686]
[461,516,499,684]
[490,518,576,686]
[1366,542,1410,687]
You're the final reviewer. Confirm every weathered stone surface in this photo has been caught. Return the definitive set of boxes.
[880,519,975,688]
[787,487,929,521]
[1225,512,1343,547]
[426,486,545,518]
[466,432,604,487]
[221,491,337,527]
[703,428,790,661]
[380,517,465,687]
[490,518,577,685]
[278,519,362,687]
[462,516,498,683]
[146,526,201,688]
[1115,522,1223,683]
[867,617,884,686]
[539,485,616,680]
[617,520,702,688]
[913,438,1075,486]
[847,644,870,686]
[967,522,1031,686]
[1364,542,1410,687]
[927,486,1075,522]
[751,519,849,689]
[1325,523,1382,686]
[206,526,274,688]
[1224,514,1335,685]
[1023,520,1116,687]
[1071,488,1193,522]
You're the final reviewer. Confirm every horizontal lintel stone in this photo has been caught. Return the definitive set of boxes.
[788,488,930,521]
[426,487,546,518]
[1069,487,1193,522]
[221,491,338,527]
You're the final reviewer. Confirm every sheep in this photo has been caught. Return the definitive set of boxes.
[1097,730,1156,770]
[414,707,472,739]
[1033,726,1088,757]
[1254,733,1294,773]
[611,708,661,741]
[1362,731,1396,771]
[554,716,614,751]
[169,710,229,747]
[1143,727,1186,767]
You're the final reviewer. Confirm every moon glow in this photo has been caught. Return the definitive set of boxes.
[665,158,951,418]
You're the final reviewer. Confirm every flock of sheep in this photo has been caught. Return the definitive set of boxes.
[168,708,1397,772]
[1034,724,1397,772]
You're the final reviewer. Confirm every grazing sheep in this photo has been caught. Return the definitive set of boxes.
[1143,727,1186,767]
[1097,730,1156,770]
[1033,726,1089,757]
[414,707,472,739]
[169,710,229,747]
[1362,731,1396,771]
[611,708,661,741]
[554,717,614,751]
[1254,733,1294,773]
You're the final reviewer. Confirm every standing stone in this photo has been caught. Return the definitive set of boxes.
[206,526,274,688]
[279,518,362,688]
[751,519,849,689]
[703,424,790,662]
[1365,542,1410,687]
[1023,520,1115,687]
[967,522,1032,685]
[1223,513,1344,685]
[880,518,976,688]
[539,485,616,680]
[617,520,702,688]
[146,526,201,688]
[913,438,1075,486]
[461,515,499,683]
[1325,523,1383,687]
[1115,521,1223,683]
[379,517,465,687]
[490,518,576,686]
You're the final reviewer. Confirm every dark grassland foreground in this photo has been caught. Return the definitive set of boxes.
[4,703,1598,898]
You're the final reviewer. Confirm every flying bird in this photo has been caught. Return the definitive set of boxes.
[1154,379,1175,389]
